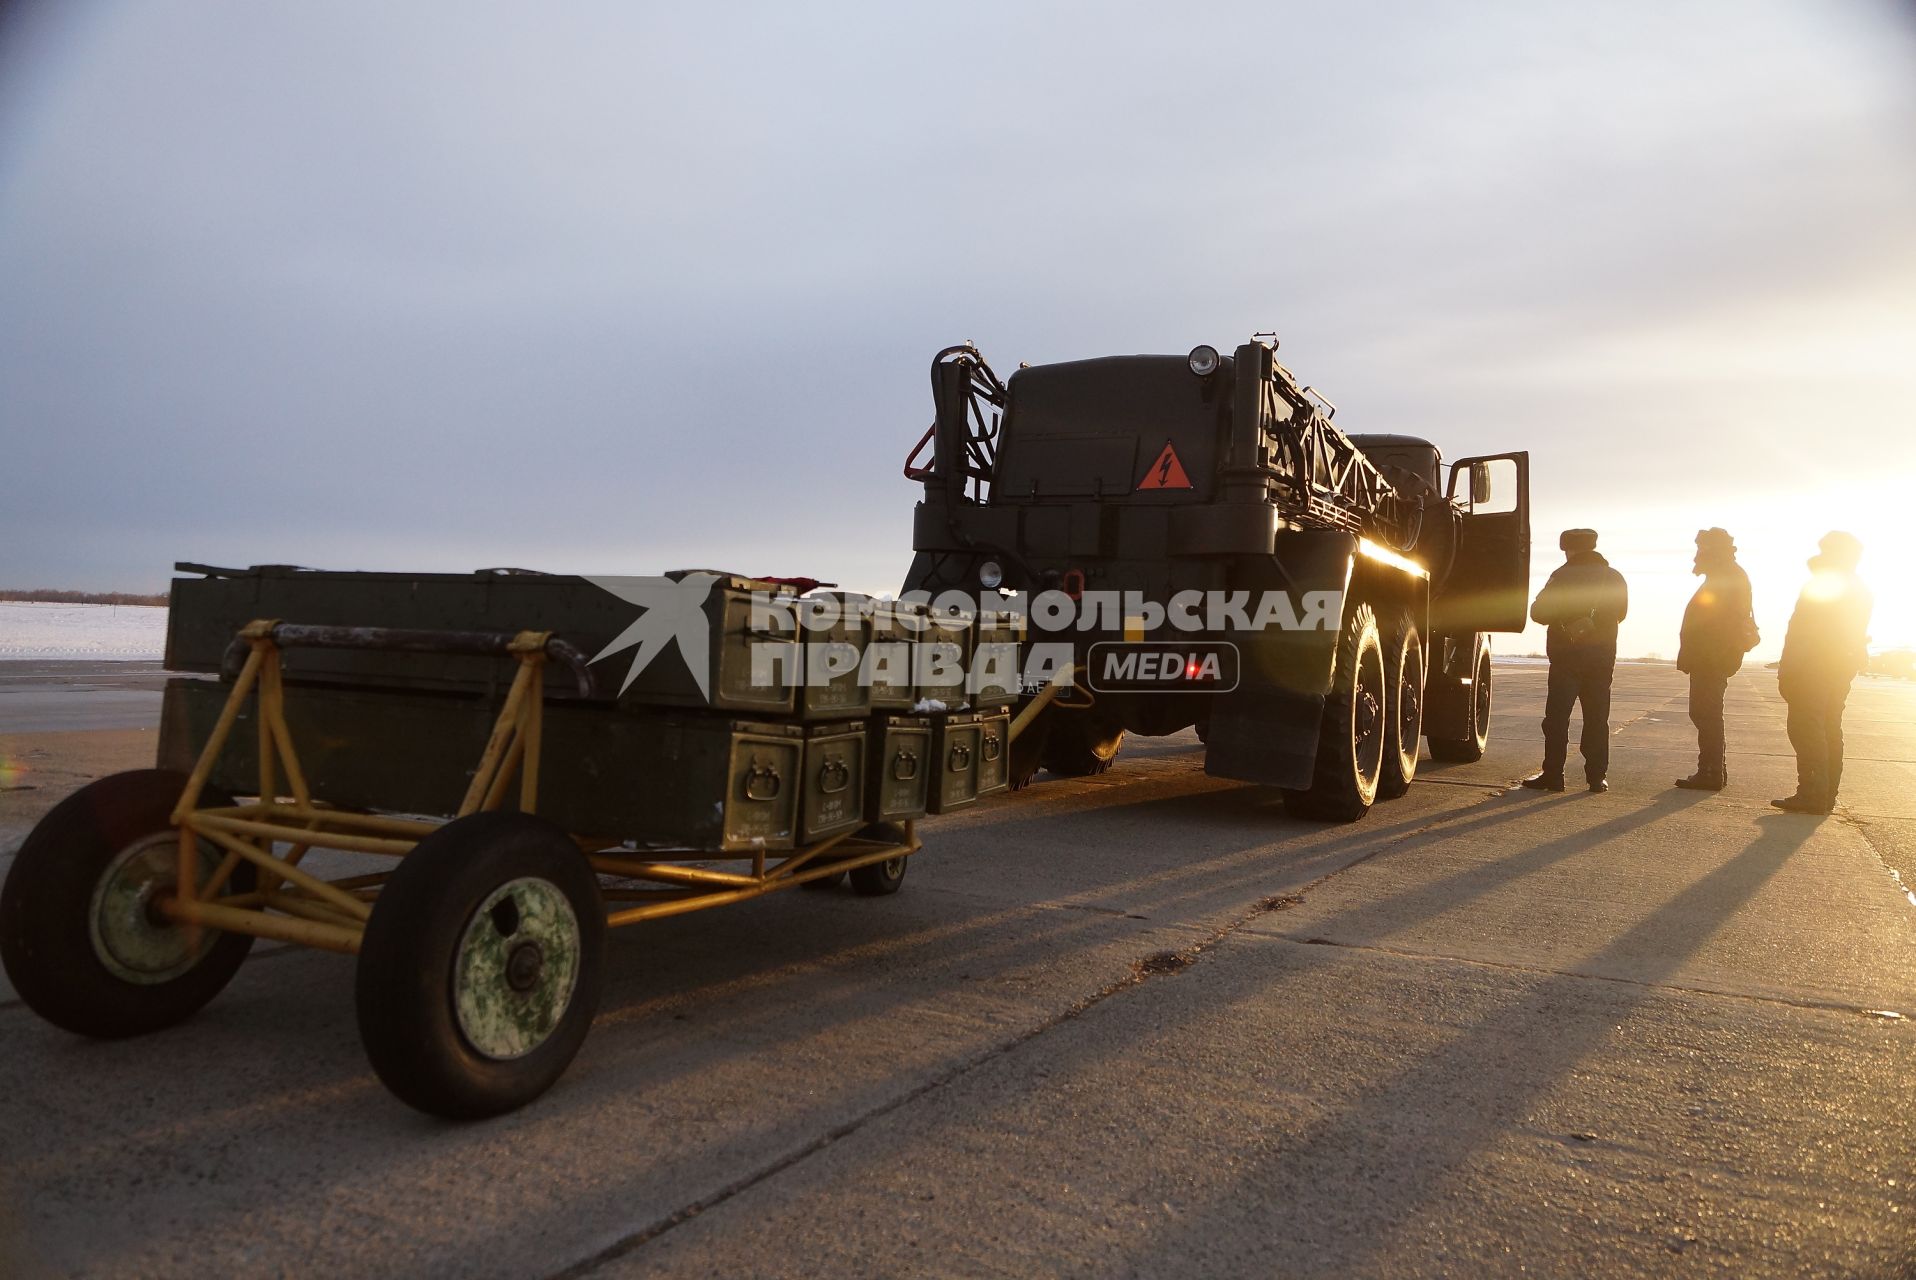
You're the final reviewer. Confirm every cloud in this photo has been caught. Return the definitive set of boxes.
[0,0,1911,663]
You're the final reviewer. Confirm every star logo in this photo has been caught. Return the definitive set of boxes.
[585,573,721,699]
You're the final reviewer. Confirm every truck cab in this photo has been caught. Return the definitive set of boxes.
[903,339,1530,820]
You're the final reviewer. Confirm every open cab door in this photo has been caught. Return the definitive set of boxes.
[1432,452,1530,634]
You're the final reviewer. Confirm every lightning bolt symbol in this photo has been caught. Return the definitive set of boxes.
[1158,453,1172,484]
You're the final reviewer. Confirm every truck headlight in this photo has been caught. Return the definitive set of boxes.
[978,560,1004,590]
[1187,345,1220,377]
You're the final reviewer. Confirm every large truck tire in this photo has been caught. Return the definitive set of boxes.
[1378,615,1424,799]
[1007,707,1051,790]
[1042,714,1125,778]
[1282,601,1387,822]
[1428,645,1492,763]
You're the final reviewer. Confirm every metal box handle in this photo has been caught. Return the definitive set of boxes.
[743,758,783,801]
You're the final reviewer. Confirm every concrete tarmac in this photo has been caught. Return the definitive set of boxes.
[1,662,1912,1277]
[0,660,168,734]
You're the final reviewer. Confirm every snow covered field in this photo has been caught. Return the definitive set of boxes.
[0,602,167,660]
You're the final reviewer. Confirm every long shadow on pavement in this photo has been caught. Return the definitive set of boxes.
[1118,815,1820,1273]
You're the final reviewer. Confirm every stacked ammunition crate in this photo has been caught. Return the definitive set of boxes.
[159,565,1017,855]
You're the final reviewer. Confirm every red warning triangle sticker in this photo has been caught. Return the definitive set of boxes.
[1137,440,1193,490]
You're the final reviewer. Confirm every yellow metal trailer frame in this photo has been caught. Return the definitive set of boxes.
[158,620,922,956]
[0,617,1078,1118]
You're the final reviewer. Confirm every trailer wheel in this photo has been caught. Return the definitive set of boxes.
[1283,602,1386,822]
[849,855,908,896]
[356,812,604,1119]
[1378,618,1424,799]
[1428,647,1492,763]
[0,769,255,1039]
[1042,715,1125,777]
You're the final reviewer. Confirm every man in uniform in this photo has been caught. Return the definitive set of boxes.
[1773,532,1873,815]
[1674,528,1756,791]
[1523,528,1629,794]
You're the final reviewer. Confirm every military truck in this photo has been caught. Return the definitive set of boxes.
[901,338,1531,820]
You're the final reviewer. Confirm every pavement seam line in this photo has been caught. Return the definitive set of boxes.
[1276,933,1910,1020]
[1837,810,1916,913]
[545,799,1477,1277]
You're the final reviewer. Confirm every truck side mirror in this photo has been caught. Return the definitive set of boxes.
[1470,462,1492,506]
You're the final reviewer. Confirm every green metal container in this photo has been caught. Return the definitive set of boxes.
[867,599,921,711]
[976,708,1012,796]
[865,714,931,822]
[163,564,802,714]
[615,574,801,716]
[970,609,1022,709]
[914,609,974,710]
[620,715,804,851]
[157,678,802,852]
[795,592,873,722]
[926,711,983,815]
[799,721,868,843]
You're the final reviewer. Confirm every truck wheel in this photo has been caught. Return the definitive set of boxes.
[355,812,604,1120]
[1378,618,1424,799]
[1282,602,1386,822]
[1008,710,1049,790]
[1428,647,1492,762]
[0,769,256,1039]
[1042,715,1124,777]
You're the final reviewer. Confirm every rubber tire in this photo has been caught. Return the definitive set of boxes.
[1282,602,1387,823]
[1007,709,1049,791]
[355,811,605,1120]
[0,769,255,1039]
[1428,647,1492,763]
[1042,715,1125,778]
[849,855,908,897]
[1378,617,1425,800]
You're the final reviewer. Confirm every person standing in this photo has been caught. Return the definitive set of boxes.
[1773,532,1873,815]
[1674,528,1757,791]
[1523,529,1629,794]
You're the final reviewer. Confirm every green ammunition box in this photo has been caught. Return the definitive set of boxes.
[865,714,931,822]
[617,574,801,716]
[157,679,801,852]
[926,711,983,815]
[914,609,974,709]
[796,592,874,721]
[799,721,867,843]
[969,609,1021,709]
[622,715,804,852]
[162,564,802,713]
[867,599,921,711]
[975,708,1012,796]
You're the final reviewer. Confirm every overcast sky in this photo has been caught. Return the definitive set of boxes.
[2,1,1912,656]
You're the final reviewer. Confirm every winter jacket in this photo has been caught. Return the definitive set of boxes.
[1676,561,1755,677]
[1778,573,1873,697]
[1530,550,1629,663]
